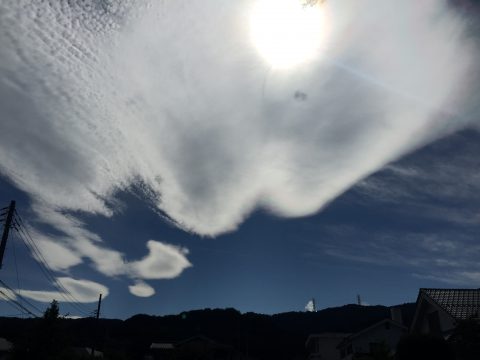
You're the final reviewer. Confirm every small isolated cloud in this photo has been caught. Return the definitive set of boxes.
[129,280,155,297]
[130,241,192,280]
[64,315,83,319]
[1,277,109,303]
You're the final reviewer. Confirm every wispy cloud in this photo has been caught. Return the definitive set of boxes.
[26,204,192,298]
[1,277,109,303]
[317,224,480,287]
[0,0,477,294]
[353,131,480,226]
[413,271,480,287]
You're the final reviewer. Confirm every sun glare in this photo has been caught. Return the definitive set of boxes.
[249,0,327,69]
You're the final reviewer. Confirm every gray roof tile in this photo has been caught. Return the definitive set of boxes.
[422,288,480,320]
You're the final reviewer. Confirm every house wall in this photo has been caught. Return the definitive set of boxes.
[307,336,345,360]
[316,337,344,360]
[415,300,456,335]
[350,323,406,355]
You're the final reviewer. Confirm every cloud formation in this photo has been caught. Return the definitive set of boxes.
[129,280,156,298]
[1,277,109,303]
[315,224,480,286]
[353,131,480,225]
[0,0,477,294]
[131,241,192,280]
[1,0,476,235]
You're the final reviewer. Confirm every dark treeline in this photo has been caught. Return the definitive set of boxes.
[0,303,416,360]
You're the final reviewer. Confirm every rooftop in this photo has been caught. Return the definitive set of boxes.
[421,288,480,320]
[150,343,175,350]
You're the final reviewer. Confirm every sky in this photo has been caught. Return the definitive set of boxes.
[0,0,480,319]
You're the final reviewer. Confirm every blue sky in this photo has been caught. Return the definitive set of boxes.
[0,0,479,319]
[2,130,480,319]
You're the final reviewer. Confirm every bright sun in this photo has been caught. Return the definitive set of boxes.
[250,0,327,69]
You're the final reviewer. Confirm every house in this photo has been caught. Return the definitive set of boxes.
[0,338,12,360]
[305,333,349,360]
[71,347,103,358]
[410,288,480,338]
[148,335,235,360]
[337,317,407,360]
[147,342,175,360]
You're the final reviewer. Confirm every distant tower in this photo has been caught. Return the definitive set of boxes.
[357,294,362,306]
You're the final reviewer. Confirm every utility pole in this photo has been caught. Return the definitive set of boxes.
[91,293,102,357]
[0,201,15,269]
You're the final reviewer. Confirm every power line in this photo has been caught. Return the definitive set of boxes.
[13,227,91,317]
[0,279,44,315]
[0,288,38,318]
[12,214,92,316]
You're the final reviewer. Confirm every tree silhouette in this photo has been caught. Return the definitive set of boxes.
[12,300,73,360]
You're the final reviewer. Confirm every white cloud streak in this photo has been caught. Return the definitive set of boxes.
[353,131,480,225]
[314,224,480,287]
[1,277,109,303]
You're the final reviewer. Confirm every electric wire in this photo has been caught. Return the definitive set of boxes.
[13,213,92,316]
[0,279,44,315]
[13,226,91,317]
[0,288,38,318]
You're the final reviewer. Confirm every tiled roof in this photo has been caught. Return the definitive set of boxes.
[422,288,480,320]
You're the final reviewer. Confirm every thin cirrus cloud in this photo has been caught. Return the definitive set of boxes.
[317,226,480,286]
[0,1,477,295]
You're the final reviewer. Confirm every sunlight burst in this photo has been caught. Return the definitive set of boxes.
[249,0,327,69]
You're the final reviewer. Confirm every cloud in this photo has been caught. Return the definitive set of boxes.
[130,241,192,280]
[0,0,478,298]
[0,277,109,303]
[321,228,479,267]
[64,315,83,319]
[26,205,191,294]
[32,234,83,271]
[128,280,155,297]
[315,223,480,287]
[352,131,480,225]
[413,271,480,287]
[0,0,476,238]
